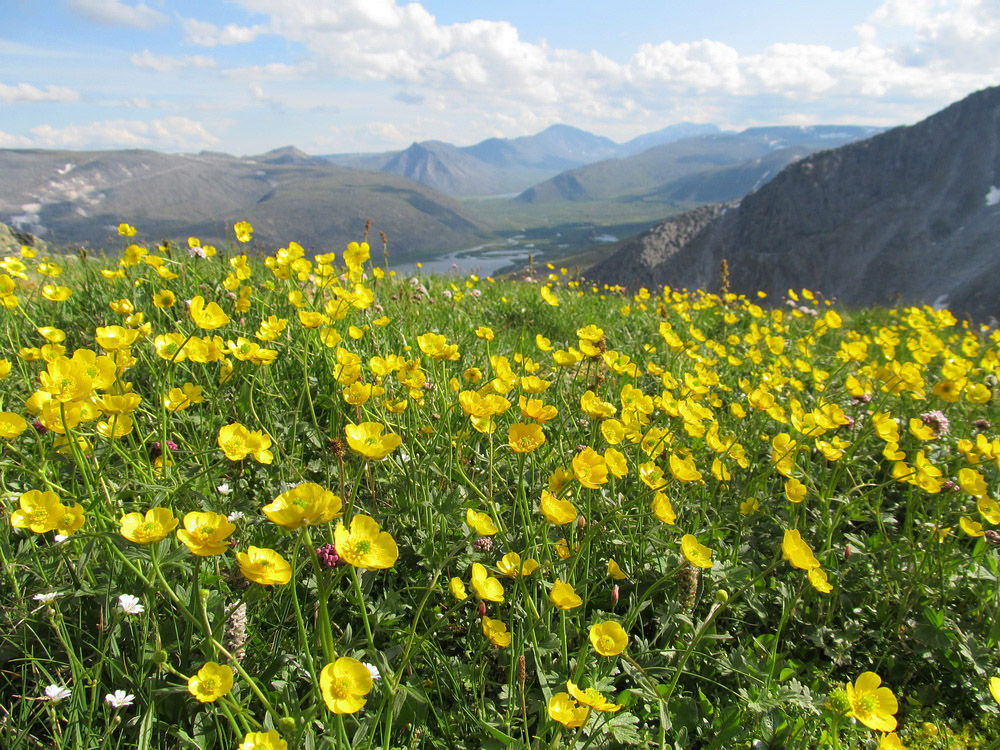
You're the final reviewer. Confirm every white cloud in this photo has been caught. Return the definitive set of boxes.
[182,18,268,47]
[130,49,217,73]
[221,62,311,79]
[0,83,81,104]
[63,0,166,29]
[0,130,33,148]
[25,117,218,150]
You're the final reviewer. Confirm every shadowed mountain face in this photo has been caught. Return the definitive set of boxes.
[586,86,1000,321]
[0,148,491,261]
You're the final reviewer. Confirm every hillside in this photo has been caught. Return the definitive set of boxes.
[586,85,1000,320]
[517,126,881,205]
[0,149,491,261]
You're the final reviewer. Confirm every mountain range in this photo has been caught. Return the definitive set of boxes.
[0,148,490,261]
[325,122,721,196]
[586,85,1000,321]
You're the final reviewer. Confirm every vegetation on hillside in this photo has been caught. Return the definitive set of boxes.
[1,223,999,749]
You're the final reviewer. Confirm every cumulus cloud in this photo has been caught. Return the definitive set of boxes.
[63,0,166,29]
[226,0,999,130]
[182,18,268,47]
[0,83,81,104]
[25,117,219,150]
[130,49,217,73]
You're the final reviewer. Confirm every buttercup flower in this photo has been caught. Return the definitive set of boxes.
[549,579,582,610]
[334,515,399,570]
[681,534,713,569]
[176,511,236,556]
[470,562,504,602]
[846,671,898,732]
[990,676,1000,707]
[589,621,629,656]
[187,661,234,703]
[262,483,343,528]
[547,692,588,728]
[236,546,292,585]
[345,422,402,460]
[540,490,577,525]
[497,552,539,577]
[119,507,178,544]
[567,680,621,712]
[189,295,230,330]
[482,616,512,647]
[10,489,63,534]
[320,657,373,714]
[449,577,468,601]
[238,730,288,750]
[465,508,498,536]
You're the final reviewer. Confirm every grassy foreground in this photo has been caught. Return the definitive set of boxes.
[1,223,999,750]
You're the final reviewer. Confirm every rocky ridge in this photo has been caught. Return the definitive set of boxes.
[586,85,1000,321]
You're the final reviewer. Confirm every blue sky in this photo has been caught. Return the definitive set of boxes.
[2,0,998,154]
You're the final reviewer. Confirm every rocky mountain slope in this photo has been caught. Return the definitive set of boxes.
[0,149,491,261]
[586,86,1000,321]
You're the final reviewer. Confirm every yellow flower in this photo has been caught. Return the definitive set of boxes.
[470,562,505,602]
[808,567,833,594]
[535,334,552,351]
[959,516,984,537]
[10,490,63,534]
[449,577,468,600]
[233,221,253,243]
[669,452,702,482]
[784,477,807,503]
[782,529,820,570]
[176,511,236,556]
[879,733,906,750]
[217,423,273,464]
[607,558,627,580]
[572,447,608,489]
[540,490,577,525]
[681,534,713,569]
[846,671,898,732]
[320,657,373,714]
[540,286,560,307]
[482,616,512,647]
[118,223,137,237]
[163,383,203,412]
[990,676,1000,707]
[153,290,175,308]
[190,295,230,330]
[263,483,343,528]
[54,503,85,537]
[119,507,178,544]
[547,693,589,728]
[589,620,629,656]
[651,491,677,525]
[187,662,234,703]
[0,411,28,439]
[238,730,288,750]
[417,332,460,361]
[508,422,545,453]
[475,326,494,341]
[567,681,621,712]
[334,515,399,570]
[236,546,292,585]
[496,552,538,577]
[549,579,582,610]
[465,508,498,536]
[345,422,402,461]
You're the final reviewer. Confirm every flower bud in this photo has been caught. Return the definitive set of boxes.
[153,649,168,665]
[715,589,729,604]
